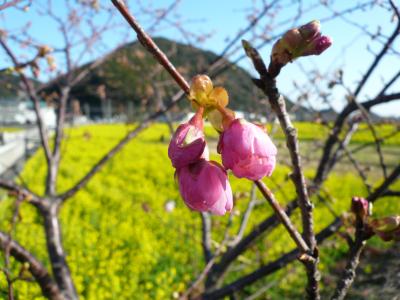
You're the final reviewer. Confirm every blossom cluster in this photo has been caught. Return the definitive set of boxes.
[168,75,277,215]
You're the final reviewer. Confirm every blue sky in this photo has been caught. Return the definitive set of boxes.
[1,0,399,116]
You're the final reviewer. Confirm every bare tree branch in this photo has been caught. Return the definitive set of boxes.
[0,232,63,300]
[111,0,190,94]
[0,36,52,167]
[230,184,259,247]
[330,217,370,300]
[41,203,77,300]
[243,40,319,299]
[0,0,24,11]
[203,164,400,299]
[353,4,400,97]
[0,179,42,208]
[201,212,213,264]
[255,180,310,254]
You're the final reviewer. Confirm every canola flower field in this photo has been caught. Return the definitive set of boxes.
[0,122,398,299]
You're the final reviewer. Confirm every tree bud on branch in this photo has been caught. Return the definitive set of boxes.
[269,20,332,76]
[369,216,400,242]
[351,196,372,220]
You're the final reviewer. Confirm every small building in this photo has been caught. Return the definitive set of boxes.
[0,99,56,128]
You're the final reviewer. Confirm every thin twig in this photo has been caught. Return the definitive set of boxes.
[0,179,42,208]
[0,0,24,11]
[203,165,400,299]
[201,212,213,264]
[230,184,259,247]
[330,222,369,300]
[255,180,310,254]
[243,40,319,299]
[111,0,190,94]
[0,36,52,165]
[0,232,63,300]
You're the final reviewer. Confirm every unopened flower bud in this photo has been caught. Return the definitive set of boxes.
[299,20,320,40]
[351,197,371,219]
[369,216,400,242]
[370,216,400,232]
[303,35,333,56]
[177,160,233,215]
[168,109,208,169]
[282,29,303,50]
[218,119,277,180]
[189,75,230,108]
[189,75,213,106]
[38,45,52,57]
[269,20,332,74]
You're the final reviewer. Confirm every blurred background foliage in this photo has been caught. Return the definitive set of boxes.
[0,122,398,299]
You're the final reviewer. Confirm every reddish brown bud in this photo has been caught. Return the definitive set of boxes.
[351,196,371,219]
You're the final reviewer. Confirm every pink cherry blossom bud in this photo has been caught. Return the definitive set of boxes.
[269,20,332,75]
[351,196,371,219]
[177,160,233,215]
[168,110,208,169]
[299,20,320,41]
[218,119,277,180]
[271,29,302,65]
[282,29,303,50]
[303,35,332,56]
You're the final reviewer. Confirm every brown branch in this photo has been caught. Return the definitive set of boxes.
[0,179,42,208]
[0,232,63,300]
[230,184,259,247]
[381,190,400,197]
[0,36,52,167]
[201,212,213,264]
[0,0,23,11]
[205,199,299,289]
[243,40,319,299]
[61,0,272,202]
[111,0,190,94]
[342,146,372,193]
[203,164,400,299]
[353,5,400,97]
[325,120,359,177]
[181,213,235,299]
[330,220,369,300]
[204,92,400,290]
[255,180,310,254]
[353,103,387,178]
[314,92,400,186]
[314,11,400,186]
[109,7,319,296]
[40,204,77,300]
[203,219,341,300]
[146,0,181,33]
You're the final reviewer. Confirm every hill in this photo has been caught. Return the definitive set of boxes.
[42,38,297,119]
[0,72,24,99]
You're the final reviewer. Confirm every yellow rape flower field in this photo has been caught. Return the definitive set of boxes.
[0,123,398,299]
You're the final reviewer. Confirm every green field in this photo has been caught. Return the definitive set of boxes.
[0,123,398,299]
